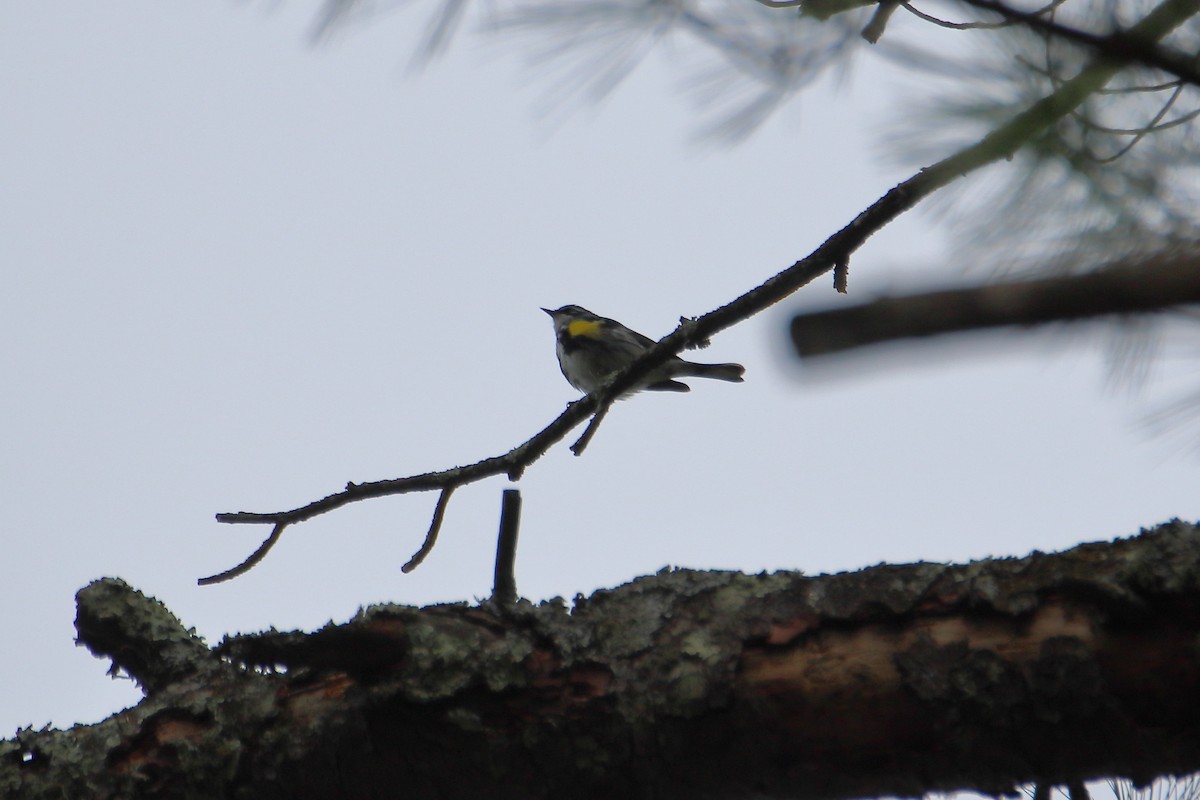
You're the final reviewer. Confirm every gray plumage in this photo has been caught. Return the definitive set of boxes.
[543,305,745,395]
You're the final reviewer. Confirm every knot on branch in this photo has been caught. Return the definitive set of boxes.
[676,315,712,349]
[75,578,217,695]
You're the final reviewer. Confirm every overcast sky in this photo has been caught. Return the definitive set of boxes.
[3,1,1198,750]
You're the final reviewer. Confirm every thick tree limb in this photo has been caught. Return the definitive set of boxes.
[206,0,1196,582]
[9,521,1200,798]
[790,252,1200,357]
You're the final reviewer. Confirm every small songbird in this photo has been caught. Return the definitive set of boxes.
[542,305,745,395]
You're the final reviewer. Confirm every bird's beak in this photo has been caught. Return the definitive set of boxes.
[541,307,554,316]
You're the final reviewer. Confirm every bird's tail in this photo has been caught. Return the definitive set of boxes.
[685,362,745,383]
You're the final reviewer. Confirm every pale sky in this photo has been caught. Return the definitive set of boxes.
[3,1,1198,742]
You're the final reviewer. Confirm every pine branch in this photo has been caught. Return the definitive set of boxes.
[204,0,1197,583]
[957,0,1200,88]
[790,251,1200,357]
[15,522,1200,798]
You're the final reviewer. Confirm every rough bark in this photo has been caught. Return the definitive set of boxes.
[5,520,1200,800]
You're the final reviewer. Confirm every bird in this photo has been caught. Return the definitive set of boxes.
[542,305,744,395]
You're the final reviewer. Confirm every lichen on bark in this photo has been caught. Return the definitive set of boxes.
[4,520,1200,799]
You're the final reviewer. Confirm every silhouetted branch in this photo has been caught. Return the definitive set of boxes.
[833,259,850,294]
[789,251,1200,358]
[205,0,1192,583]
[402,486,456,573]
[206,395,598,583]
[1079,83,1195,163]
[198,522,289,586]
[491,489,522,605]
[900,0,1069,30]
[570,401,612,456]
[1068,780,1091,800]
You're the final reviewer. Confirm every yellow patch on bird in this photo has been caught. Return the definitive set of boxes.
[567,319,604,339]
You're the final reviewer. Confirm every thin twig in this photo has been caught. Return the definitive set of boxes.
[571,401,612,456]
[901,0,1010,29]
[198,522,290,585]
[1085,103,1197,135]
[833,259,850,294]
[1080,82,1190,163]
[491,489,522,606]
[402,485,456,573]
[901,0,1068,30]
[204,0,1193,583]
[1098,77,1191,94]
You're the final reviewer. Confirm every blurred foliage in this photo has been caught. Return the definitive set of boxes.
[307,0,1200,417]
[888,0,1200,273]
[314,0,862,138]
[307,0,1199,266]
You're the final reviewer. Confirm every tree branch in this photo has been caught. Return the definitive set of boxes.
[401,486,456,574]
[205,0,1194,583]
[570,400,612,456]
[790,251,1200,357]
[14,521,1200,798]
[956,0,1200,88]
[490,488,522,605]
[197,522,289,586]
[1068,780,1092,800]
